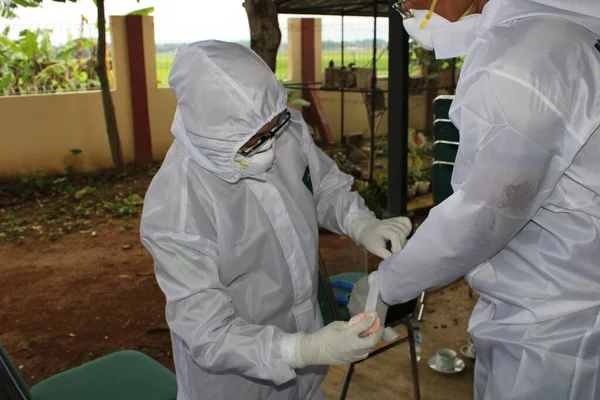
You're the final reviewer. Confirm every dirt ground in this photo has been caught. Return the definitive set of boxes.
[0,169,478,399]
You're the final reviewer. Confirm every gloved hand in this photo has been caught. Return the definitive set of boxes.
[281,312,381,368]
[347,214,412,259]
[348,272,388,331]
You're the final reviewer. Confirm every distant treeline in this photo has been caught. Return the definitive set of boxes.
[155,39,386,54]
[322,39,388,49]
[155,41,251,53]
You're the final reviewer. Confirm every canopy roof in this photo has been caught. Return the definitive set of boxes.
[274,0,391,17]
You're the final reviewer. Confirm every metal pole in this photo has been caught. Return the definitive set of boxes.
[369,1,378,182]
[451,57,457,94]
[341,13,345,146]
[385,0,409,217]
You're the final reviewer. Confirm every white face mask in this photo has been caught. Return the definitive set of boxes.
[235,136,276,177]
[402,1,476,51]
[403,9,452,51]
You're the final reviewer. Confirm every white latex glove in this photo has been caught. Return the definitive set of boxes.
[348,272,387,324]
[347,214,412,259]
[281,312,382,368]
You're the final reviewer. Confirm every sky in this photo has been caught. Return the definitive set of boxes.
[0,0,390,45]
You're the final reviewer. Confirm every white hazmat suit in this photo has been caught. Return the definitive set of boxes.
[140,40,392,400]
[376,0,600,399]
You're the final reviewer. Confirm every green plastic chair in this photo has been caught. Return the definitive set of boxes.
[418,97,463,321]
[0,346,177,400]
[432,117,460,206]
[317,254,420,400]
[433,95,454,120]
[421,97,472,319]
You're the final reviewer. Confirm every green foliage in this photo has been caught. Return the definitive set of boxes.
[126,6,154,16]
[409,39,433,72]
[408,129,431,184]
[0,25,101,95]
[0,154,159,243]
[285,86,310,107]
[409,39,464,79]
[288,97,311,107]
[156,48,391,88]
[102,193,144,218]
[1,0,146,95]
[331,151,363,179]
[357,171,388,218]
[1,0,42,19]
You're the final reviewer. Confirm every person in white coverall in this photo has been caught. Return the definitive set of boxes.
[349,0,600,398]
[140,40,412,400]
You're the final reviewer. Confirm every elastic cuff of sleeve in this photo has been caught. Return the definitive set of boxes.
[280,333,304,369]
[344,211,376,244]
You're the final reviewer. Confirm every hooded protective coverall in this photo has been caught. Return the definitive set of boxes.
[377,0,600,398]
[140,40,379,400]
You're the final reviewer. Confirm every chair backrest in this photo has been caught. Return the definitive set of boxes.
[0,346,32,400]
[317,254,343,326]
[433,120,459,165]
[433,95,454,120]
[432,99,460,206]
[433,118,459,144]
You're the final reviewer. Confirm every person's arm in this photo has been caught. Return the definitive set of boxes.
[296,118,412,257]
[296,120,373,238]
[142,231,296,385]
[143,230,382,383]
[378,70,583,304]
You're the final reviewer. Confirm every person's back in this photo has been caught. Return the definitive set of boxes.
[461,8,600,315]
[453,3,600,398]
[373,0,600,398]
[141,40,395,400]
[141,40,326,399]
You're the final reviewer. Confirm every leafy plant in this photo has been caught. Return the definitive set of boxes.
[0,0,41,19]
[408,129,431,184]
[3,0,150,172]
[439,56,465,71]
[332,151,363,179]
[0,23,101,95]
[285,86,310,108]
[408,39,434,77]
[0,160,160,243]
[284,85,317,135]
[357,171,388,218]
[103,193,144,218]
[409,38,465,81]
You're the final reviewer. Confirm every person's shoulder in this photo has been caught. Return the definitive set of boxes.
[464,16,600,114]
[478,16,598,75]
[142,143,218,237]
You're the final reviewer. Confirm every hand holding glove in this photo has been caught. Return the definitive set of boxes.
[281,312,381,368]
[348,272,388,332]
[347,214,412,259]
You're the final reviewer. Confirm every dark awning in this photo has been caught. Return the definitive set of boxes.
[274,0,390,17]
[274,0,411,216]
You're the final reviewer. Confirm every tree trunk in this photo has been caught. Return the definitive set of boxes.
[243,0,281,72]
[96,0,124,171]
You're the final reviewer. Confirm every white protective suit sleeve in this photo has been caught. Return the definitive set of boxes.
[298,120,375,239]
[378,70,583,305]
[142,232,297,385]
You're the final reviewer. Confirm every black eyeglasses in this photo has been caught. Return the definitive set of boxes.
[392,0,415,19]
[238,111,292,157]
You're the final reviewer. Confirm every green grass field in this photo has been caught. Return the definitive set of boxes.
[156,48,389,87]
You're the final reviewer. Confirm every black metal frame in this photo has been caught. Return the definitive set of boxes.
[275,0,390,17]
[277,0,412,217]
[0,348,29,400]
[318,255,421,400]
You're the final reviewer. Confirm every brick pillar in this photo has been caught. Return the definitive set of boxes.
[125,15,153,165]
